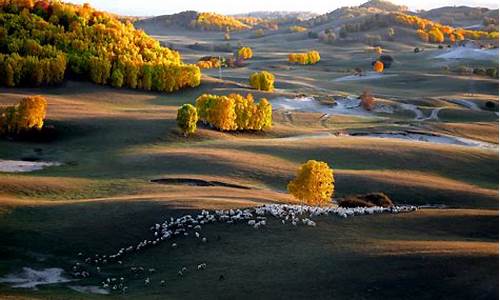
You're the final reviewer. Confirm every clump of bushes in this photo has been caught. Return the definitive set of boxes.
[195,93,272,131]
[0,95,47,137]
[288,160,334,206]
[485,101,496,110]
[288,51,321,65]
[338,192,394,208]
[249,71,275,92]
[177,104,198,136]
[197,57,221,69]
[289,26,307,33]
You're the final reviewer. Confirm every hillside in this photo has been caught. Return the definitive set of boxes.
[135,11,255,32]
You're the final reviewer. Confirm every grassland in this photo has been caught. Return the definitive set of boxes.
[0,12,499,300]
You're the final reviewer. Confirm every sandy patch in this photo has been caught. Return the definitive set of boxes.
[0,267,71,288]
[270,96,391,117]
[435,47,498,60]
[69,285,110,295]
[0,160,62,173]
[354,132,498,150]
[448,99,481,111]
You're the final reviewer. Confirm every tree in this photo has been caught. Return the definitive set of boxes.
[111,67,124,88]
[373,60,384,73]
[374,46,382,56]
[176,104,198,136]
[249,71,274,92]
[0,95,47,136]
[287,160,334,206]
[237,47,253,60]
[428,27,444,43]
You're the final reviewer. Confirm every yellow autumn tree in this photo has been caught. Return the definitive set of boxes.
[428,27,445,43]
[374,47,382,56]
[287,160,334,206]
[249,71,275,92]
[373,60,384,73]
[0,95,47,135]
[177,104,198,136]
[416,29,429,42]
[238,47,253,60]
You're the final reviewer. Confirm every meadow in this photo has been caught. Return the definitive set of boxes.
[0,1,498,299]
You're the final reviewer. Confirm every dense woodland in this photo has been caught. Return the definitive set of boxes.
[0,0,200,92]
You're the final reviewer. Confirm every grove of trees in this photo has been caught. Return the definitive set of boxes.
[0,1,201,92]
[190,12,251,31]
[195,93,272,131]
[249,71,275,92]
[0,95,47,136]
[288,50,321,65]
[287,160,335,206]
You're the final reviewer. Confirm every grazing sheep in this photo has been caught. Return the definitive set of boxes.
[197,263,207,270]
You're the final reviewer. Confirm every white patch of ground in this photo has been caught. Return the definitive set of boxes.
[435,47,498,60]
[69,285,110,295]
[270,96,391,117]
[0,267,71,288]
[448,99,481,111]
[399,104,443,121]
[0,160,61,173]
[359,132,498,150]
[333,72,397,82]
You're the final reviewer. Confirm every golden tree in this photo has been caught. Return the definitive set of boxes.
[373,60,384,73]
[237,47,253,60]
[177,104,198,136]
[0,95,47,135]
[287,160,334,206]
[249,71,274,92]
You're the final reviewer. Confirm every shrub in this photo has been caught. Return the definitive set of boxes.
[287,160,334,206]
[457,66,473,75]
[485,101,496,110]
[289,26,307,33]
[237,47,253,60]
[338,193,393,208]
[473,68,487,76]
[0,95,47,136]
[338,197,374,208]
[249,71,275,92]
[177,104,198,136]
[197,57,221,69]
[308,31,319,39]
[360,90,374,111]
[195,93,272,131]
[254,29,264,38]
[486,68,498,78]
[373,60,384,73]
[288,51,321,65]
[374,46,383,56]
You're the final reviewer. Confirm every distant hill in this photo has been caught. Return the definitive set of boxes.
[232,11,318,21]
[136,11,254,32]
[360,0,408,12]
[418,6,498,29]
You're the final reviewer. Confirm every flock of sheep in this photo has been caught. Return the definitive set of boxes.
[71,204,418,293]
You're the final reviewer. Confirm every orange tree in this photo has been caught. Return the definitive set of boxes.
[287,160,335,206]
[373,60,384,73]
